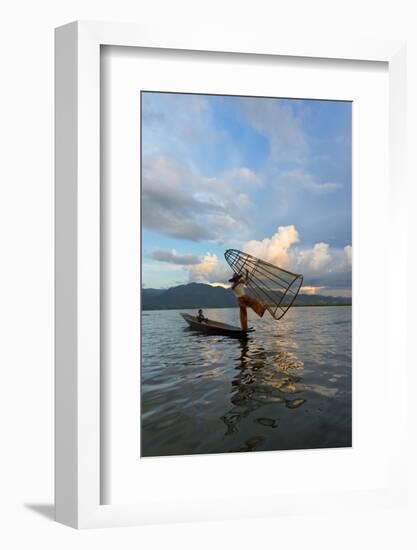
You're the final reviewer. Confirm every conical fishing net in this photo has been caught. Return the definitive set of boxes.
[224,249,303,320]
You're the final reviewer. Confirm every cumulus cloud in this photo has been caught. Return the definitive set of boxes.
[244,225,300,267]
[148,226,352,293]
[151,249,200,265]
[344,244,352,263]
[188,253,230,284]
[280,168,341,193]
[243,225,352,290]
[297,242,332,271]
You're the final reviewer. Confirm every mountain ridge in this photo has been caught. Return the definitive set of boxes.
[142,282,351,310]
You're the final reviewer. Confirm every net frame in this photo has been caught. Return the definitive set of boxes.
[224,249,304,321]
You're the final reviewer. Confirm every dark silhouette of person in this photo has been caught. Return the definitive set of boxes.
[229,270,266,330]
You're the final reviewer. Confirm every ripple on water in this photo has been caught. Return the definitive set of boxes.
[141,307,352,456]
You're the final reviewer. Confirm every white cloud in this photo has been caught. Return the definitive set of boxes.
[280,168,341,193]
[297,242,332,271]
[150,225,352,292]
[344,244,352,264]
[188,253,230,283]
[244,225,300,267]
[242,225,352,289]
[148,249,231,285]
[142,156,254,242]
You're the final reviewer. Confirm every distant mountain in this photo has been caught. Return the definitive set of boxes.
[142,283,351,310]
[142,288,166,297]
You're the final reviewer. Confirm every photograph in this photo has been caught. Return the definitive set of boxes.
[140,91,352,457]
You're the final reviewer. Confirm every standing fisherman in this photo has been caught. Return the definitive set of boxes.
[229,269,267,331]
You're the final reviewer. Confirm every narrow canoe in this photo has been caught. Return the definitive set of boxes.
[180,313,254,337]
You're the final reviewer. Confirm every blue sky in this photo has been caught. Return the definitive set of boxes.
[141,92,352,296]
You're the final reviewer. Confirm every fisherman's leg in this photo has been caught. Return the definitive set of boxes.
[239,305,248,331]
[242,295,267,317]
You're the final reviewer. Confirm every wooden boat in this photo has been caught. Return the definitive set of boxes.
[180,313,254,337]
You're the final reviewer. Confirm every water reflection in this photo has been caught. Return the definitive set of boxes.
[221,338,306,441]
[141,306,352,456]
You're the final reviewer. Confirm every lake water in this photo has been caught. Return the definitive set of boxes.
[141,306,352,457]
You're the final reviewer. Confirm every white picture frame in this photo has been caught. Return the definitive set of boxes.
[55,21,407,529]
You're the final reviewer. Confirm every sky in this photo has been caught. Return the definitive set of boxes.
[141,92,352,297]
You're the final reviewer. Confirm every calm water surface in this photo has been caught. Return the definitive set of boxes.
[141,306,351,457]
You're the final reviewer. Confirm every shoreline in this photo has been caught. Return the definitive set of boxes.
[142,303,352,312]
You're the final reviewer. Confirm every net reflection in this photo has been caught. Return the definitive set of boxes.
[221,337,306,444]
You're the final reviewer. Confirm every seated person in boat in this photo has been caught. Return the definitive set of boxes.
[197,309,208,323]
[229,270,267,331]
